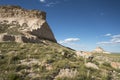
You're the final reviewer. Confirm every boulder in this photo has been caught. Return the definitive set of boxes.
[76,51,92,58]
[54,68,78,79]
[110,62,120,69]
[85,62,99,70]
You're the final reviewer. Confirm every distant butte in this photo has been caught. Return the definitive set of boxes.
[92,47,110,54]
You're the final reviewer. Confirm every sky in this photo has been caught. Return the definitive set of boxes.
[0,0,120,52]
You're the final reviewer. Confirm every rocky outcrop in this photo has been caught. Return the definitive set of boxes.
[110,62,120,69]
[76,51,92,58]
[0,5,56,43]
[92,47,105,53]
[92,47,110,54]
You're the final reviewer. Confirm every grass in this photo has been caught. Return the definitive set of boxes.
[0,41,120,80]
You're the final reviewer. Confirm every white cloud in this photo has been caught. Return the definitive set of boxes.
[112,34,120,38]
[97,34,120,45]
[111,35,120,43]
[39,0,70,7]
[97,42,113,45]
[45,1,59,7]
[58,38,82,50]
[104,33,111,36]
[40,0,45,3]
[59,38,80,44]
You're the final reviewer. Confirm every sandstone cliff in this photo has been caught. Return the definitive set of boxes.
[0,5,57,43]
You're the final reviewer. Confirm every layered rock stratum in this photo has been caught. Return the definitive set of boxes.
[0,5,56,43]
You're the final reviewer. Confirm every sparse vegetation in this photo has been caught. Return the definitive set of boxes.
[0,22,23,35]
[0,41,120,80]
[0,23,10,33]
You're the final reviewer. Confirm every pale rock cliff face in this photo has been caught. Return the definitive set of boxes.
[92,47,105,53]
[0,5,56,43]
[92,47,110,54]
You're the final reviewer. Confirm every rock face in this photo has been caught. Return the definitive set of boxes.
[0,5,57,43]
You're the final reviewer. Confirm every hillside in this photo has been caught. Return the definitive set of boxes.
[0,41,120,80]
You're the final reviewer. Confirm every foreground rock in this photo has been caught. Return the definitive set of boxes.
[54,68,78,80]
[111,62,120,69]
[76,51,92,58]
[0,5,56,43]
[85,62,99,70]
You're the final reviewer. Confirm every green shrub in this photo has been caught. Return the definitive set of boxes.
[0,23,9,33]
[103,62,111,67]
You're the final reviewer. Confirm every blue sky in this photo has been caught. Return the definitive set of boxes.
[0,0,120,52]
